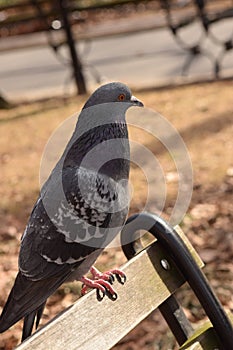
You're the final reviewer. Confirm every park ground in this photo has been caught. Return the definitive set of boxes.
[0,80,232,349]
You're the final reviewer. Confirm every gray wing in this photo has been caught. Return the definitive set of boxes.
[19,166,129,281]
[0,167,128,333]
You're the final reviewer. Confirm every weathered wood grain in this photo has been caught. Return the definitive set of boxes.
[16,227,202,350]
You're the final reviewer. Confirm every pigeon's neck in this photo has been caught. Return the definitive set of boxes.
[63,122,130,181]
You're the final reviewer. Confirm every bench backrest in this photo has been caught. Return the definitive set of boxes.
[15,225,202,350]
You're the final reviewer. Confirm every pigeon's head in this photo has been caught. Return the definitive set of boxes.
[83,82,144,109]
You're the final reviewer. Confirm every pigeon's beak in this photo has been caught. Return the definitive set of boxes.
[131,95,144,107]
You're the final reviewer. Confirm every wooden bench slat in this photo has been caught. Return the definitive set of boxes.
[179,313,233,350]
[16,227,202,350]
[174,225,204,269]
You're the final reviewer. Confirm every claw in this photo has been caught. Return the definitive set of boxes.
[115,273,126,285]
[96,288,105,301]
[81,266,126,300]
[90,266,126,285]
[104,269,126,285]
[106,290,118,301]
[107,274,115,284]
[81,276,117,299]
[81,277,106,296]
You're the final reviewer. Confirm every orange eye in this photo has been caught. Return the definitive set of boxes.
[118,93,126,101]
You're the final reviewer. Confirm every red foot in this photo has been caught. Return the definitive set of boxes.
[80,266,126,300]
[90,266,126,284]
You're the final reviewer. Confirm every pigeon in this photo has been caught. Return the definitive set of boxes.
[0,82,143,341]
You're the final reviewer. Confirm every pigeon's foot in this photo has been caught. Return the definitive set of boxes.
[80,266,126,300]
[90,266,126,285]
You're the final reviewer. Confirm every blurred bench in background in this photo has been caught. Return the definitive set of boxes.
[0,0,233,94]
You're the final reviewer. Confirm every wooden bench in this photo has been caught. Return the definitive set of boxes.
[15,213,233,350]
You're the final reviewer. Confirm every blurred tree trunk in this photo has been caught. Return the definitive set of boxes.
[0,93,11,109]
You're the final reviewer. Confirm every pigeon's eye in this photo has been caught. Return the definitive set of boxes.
[118,93,126,101]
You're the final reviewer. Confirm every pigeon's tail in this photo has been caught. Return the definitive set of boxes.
[0,269,72,336]
[22,302,46,341]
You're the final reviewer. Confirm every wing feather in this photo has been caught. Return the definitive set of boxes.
[19,166,127,280]
[0,269,72,333]
[0,166,128,333]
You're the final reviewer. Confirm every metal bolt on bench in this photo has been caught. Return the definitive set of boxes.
[121,212,233,350]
